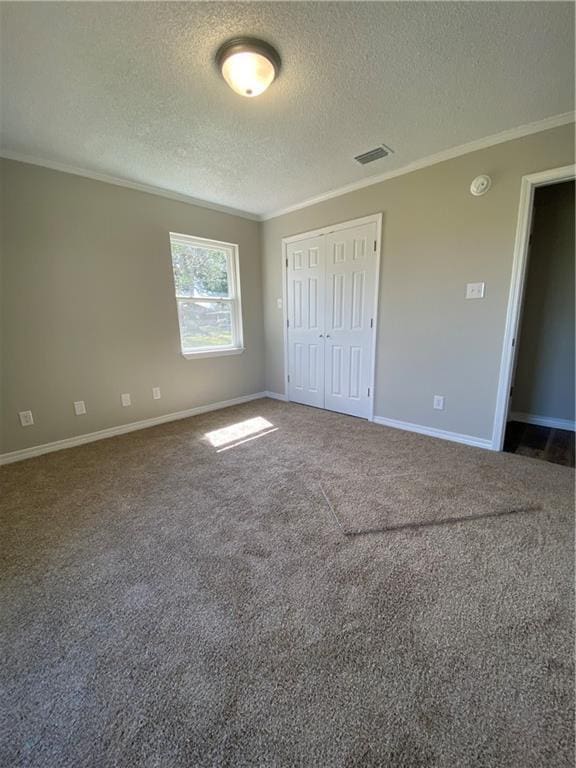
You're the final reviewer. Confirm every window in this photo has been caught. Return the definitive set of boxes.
[169,233,244,358]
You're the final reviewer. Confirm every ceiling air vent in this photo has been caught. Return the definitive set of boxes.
[354,144,393,165]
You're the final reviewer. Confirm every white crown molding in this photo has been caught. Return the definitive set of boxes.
[261,112,575,221]
[0,150,260,221]
[373,416,495,451]
[2,113,574,223]
[0,392,267,466]
[509,412,575,432]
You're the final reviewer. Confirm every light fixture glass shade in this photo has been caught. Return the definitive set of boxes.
[217,39,280,97]
[221,51,275,97]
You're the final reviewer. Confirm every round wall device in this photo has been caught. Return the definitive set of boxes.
[470,175,492,196]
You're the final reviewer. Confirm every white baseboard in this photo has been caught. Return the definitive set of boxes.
[373,416,494,450]
[509,412,575,431]
[264,391,289,402]
[0,392,267,466]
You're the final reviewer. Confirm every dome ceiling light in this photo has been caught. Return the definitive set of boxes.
[216,38,281,98]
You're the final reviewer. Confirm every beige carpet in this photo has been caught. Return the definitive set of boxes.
[1,398,574,767]
[320,468,539,534]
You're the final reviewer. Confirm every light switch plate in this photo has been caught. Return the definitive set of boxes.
[121,393,131,407]
[433,395,445,410]
[277,298,283,309]
[466,282,485,299]
[19,410,34,427]
[74,400,87,415]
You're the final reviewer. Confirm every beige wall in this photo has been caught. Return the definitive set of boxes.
[2,124,574,455]
[512,181,575,422]
[0,160,265,453]
[262,124,575,441]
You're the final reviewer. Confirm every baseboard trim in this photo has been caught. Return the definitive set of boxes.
[0,392,268,466]
[373,416,494,450]
[264,391,289,402]
[509,412,575,431]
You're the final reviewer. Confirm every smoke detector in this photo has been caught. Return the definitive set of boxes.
[470,175,492,196]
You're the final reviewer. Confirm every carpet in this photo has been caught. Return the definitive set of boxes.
[0,398,574,767]
[320,469,539,535]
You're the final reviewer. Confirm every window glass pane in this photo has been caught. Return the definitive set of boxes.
[178,300,233,350]
[171,242,230,298]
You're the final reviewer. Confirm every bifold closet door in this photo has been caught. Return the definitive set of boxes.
[286,221,377,418]
[324,222,377,418]
[286,235,326,408]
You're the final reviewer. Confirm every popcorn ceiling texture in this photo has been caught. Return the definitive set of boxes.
[1,2,574,215]
[1,399,573,767]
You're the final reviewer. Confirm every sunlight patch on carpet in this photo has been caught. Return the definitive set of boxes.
[205,416,275,448]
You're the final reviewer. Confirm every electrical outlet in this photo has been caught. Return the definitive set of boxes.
[19,410,34,427]
[433,395,445,410]
[276,298,283,309]
[466,282,485,299]
[152,387,161,400]
[121,393,131,407]
[73,400,87,416]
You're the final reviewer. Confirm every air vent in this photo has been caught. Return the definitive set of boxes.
[354,144,393,165]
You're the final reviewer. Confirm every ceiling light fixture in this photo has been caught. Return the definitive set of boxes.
[216,38,281,98]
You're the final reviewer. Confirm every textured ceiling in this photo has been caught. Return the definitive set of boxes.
[1,2,574,217]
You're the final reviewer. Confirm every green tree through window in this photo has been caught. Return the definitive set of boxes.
[171,244,229,298]
[169,234,243,355]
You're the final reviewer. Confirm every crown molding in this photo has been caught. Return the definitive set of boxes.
[2,113,574,224]
[0,150,260,221]
[260,112,575,221]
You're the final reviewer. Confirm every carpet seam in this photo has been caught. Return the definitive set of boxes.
[319,480,542,536]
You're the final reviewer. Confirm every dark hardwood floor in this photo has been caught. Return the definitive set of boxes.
[504,421,575,467]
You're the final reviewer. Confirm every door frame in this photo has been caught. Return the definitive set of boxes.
[281,213,383,421]
[492,164,575,451]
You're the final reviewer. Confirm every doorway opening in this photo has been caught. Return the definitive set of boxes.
[496,172,575,466]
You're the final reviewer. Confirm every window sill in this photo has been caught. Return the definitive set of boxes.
[182,347,245,360]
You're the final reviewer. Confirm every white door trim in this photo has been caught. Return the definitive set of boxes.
[491,164,575,451]
[281,213,383,421]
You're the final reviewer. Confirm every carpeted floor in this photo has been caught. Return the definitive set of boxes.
[1,398,574,767]
[320,469,539,535]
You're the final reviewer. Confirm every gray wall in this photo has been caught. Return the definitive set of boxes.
[0,160,265,453]
[511,181,575,422]
[261,123,575,441]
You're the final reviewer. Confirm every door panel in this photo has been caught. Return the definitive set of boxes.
[287,235,326,408]
[286,221,378,418]
[324,223,377,418]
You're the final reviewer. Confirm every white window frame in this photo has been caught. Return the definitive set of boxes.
[169,232,244,359]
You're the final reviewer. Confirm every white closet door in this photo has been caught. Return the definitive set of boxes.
[286,235,326,408]
[324,222,376,418]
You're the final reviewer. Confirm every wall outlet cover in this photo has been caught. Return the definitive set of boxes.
[73,400,87,415]
[121,393,132,407]
[466,282,485,299]
[152,387,161,400]
[433,395,445,410]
